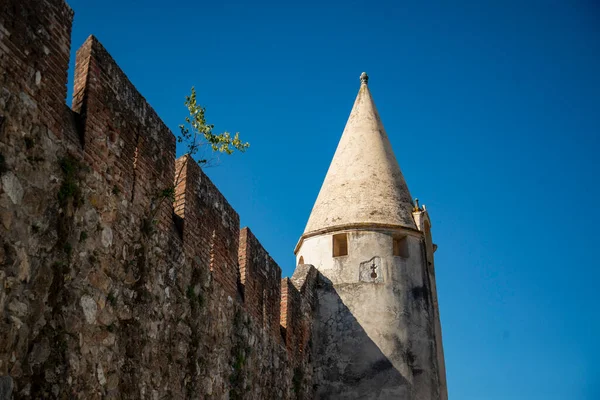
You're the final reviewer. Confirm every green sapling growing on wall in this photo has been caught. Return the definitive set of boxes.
[178,87,249,166]
[147,87,249,228]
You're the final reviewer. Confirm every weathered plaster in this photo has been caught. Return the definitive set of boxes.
[303,79,416,236]
[299,230,444,399]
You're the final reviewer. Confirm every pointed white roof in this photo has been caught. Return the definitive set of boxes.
[303,73,416,236]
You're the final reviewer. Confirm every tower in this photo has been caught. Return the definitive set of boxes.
[296,73,447,399]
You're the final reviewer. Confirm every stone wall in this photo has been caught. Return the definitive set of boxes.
[174,154,241,300]
[281,265,318,359]
[238,228,282,340]
[0,0,317,398]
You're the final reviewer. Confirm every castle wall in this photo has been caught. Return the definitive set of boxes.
[280,264,318,358]
[300,229,446,399]
[0,0,74,142]
[1,1,78,395]
[0,0,318,398]
[281,277,301,352]
[174,154,241,299]
[238,227,282,340]
[72,36,176,232]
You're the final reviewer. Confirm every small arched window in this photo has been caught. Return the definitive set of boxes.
[299,256,304,264]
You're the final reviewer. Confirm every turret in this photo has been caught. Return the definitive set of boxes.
[298,74,447,399]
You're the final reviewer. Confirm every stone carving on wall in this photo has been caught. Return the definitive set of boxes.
[359,256,383,283]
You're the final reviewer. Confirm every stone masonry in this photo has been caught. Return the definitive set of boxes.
[0,0,317,398]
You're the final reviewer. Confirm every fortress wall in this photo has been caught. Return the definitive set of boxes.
[174,154,241,300]
[0,0,319,398]
[73,36,176,231]
[281,278,301,353]
[290,264,318,358]
[238,227,282,341]
[0,0,74,141]
[281,265,318,357]
[0,0,78,390]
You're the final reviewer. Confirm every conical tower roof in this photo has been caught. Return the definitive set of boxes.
[303,73,416,236]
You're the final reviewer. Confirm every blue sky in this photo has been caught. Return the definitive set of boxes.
[65,1,599,398]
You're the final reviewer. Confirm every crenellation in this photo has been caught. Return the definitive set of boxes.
[174,155,241,299]
[280,277,300,353]
[0,0,319,397]
[280,265,318,359]
[238,227,282,340]
[72,35,176,230]
[0,0,73,141]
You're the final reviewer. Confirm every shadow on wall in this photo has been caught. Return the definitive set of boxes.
[312,275,410,400]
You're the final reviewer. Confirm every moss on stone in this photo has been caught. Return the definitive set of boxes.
[229,309,252,400]
[57,155,83,208]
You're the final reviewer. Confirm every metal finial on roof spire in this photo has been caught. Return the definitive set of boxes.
[413,198,422,212]
[360,72,369,85]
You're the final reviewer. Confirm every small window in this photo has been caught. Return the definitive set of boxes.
[298,256,304,264]
[333,233,348,257]
[393,235,409,258]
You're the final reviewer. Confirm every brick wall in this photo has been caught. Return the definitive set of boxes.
[0,0,319,397]
[0,0,74,141]
[72,36,176,231]
[238,227,282,339]
[174,154,241,300]
[281,278,300,353]
[281,264,318,358]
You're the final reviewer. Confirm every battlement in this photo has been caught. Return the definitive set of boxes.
[15,0,311,346]
[66,26,310,350]
[72,35,176,231]
[239,227,283,340]
[0,0,318,396]
[280,264,318,355]
[174,154,241,299]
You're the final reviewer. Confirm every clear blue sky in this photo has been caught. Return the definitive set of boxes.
[65,1,599,398]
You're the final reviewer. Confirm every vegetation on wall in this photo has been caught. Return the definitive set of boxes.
[147,87,249,226]
[229,309,252,400]
[28,154,88,398]
[57,155,84,208]
[179,87,249,166]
